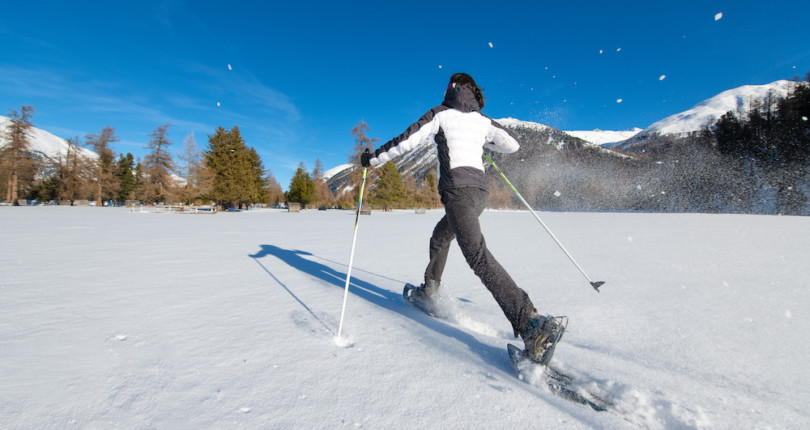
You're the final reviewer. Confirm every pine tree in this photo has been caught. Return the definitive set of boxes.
[369,162,408,210]
[1,105,37,204]
[204,125,264,208]
[285,162,315,207]
[116,153,137,202]
[247,147,267,205]
[139,123,177,204]
[85,126,120,205]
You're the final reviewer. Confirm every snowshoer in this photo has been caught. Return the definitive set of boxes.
[360,73,561,363]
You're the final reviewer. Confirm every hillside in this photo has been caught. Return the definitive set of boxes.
[0,115,98,177]
[610,80,801,152]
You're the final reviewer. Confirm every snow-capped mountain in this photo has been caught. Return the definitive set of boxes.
[565,128,642,146]
[610,80,801,152]
[0,115,98,172]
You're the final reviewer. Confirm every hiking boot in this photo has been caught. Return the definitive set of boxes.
[417,279,440,300]
[520,313,568,365]
[404,280,441,317]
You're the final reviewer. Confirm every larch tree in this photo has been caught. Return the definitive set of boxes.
[312,158,334,207]
[177,132,203,204]
[85,126,120,205]
[139,123,176,204]
[1,105,37,204]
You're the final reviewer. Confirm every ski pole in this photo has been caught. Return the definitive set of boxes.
[337,157,370,342]
[484,153,605,293]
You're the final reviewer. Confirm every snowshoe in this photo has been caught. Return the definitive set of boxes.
[518,314,568,366]
[403,282,441,317]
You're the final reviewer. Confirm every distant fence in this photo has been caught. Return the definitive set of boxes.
[154,204,217,214]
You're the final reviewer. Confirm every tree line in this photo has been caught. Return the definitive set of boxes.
[0,107,440,210]
[712,76,810,214]
[0,107,290,208]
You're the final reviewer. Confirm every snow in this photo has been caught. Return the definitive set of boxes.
[632,80,800,138]
[566,128,643,146]
[0,115,97,162]
[496,117,642,148]
[2,207,809,428]
[495,117,551,133]
[715,12,723,21]
[322,163,353,181]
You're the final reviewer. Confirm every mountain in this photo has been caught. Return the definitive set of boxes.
[609,80,801,152]
[564,128,642,146]
[0,116,192,187]
[0,115,98,178]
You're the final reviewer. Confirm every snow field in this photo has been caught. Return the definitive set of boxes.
[1,207,808,429]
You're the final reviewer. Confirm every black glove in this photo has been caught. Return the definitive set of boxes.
[360,149,372,168]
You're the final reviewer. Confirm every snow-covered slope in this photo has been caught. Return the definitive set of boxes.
[643,80,796,136]
[0,115,97,163]
[496,117,553,134]
[1,208,808,428]
[322,163,352,181]
[565,128,642,146]
[610,80,801,151]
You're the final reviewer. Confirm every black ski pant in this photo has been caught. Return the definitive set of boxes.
[424,187,536,335]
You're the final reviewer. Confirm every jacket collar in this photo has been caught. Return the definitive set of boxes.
[442,86,481,113]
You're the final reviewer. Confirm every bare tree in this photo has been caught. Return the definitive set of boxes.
[57,136,93,202]
[312,158,334,207]
[139,124,177,204]
[85,127,119,205]
[176,131,202,203]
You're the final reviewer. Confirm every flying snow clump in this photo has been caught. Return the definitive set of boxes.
[659,75,667,81]
[715,12,723,21]
[228,64,232,70]
[616,98,623,104]
[488,42,494,48]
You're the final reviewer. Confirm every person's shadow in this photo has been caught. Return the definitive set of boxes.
[249,244,508,369]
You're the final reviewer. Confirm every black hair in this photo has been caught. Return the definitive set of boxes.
[449,73,485,109]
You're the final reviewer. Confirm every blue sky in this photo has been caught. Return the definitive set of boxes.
[2,0,809,189]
